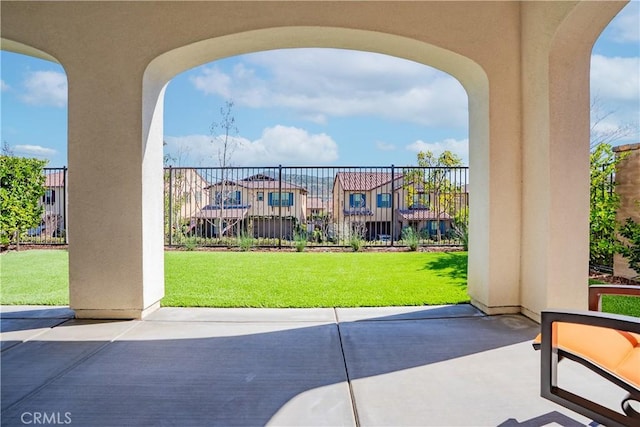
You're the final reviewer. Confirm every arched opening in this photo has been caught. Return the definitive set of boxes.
[589,1,640,282]
[1,39,69,305]
[159,47,472,307]
[143,27,489,310]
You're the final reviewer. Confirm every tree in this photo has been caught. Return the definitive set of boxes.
[589,143,623,267]
[588,96,638,268]
[162,140,193,245]
[2,141,14,156]
[619,216,640,279]
[404,150,464,242]
[590,95,638,151]
[210,100,240,238]
[0,156,47,249]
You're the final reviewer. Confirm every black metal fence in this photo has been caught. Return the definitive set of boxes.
[164,165,469,249]
[22,167,68,245]
[23,165,470,249]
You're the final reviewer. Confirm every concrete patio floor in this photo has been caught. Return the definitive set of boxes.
[0,304,623,426]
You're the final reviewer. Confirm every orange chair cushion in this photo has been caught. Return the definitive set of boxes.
[534,323,640,388]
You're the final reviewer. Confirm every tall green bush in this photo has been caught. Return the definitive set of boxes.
[401,227,419,251]
[0,156,47,249]
[619,217,640,278]
[589,144,625,266]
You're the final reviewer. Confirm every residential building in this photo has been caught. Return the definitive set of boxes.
[197,173,308,239]
[306,197,330,220]
[333,171,468,241]
[333,171,403,241]
[306,196,333,242]
[164,168,210,241]
[29,169,66,238]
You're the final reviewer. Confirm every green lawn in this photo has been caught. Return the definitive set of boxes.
[0,250,69,305]
[589,279,640,317]
[2,250,638,316]
[0,250,470,307]
[164,251,469,307]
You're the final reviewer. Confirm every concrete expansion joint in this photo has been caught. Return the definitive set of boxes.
[334,308,361,427]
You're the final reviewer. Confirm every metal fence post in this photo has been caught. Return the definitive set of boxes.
[63,166,68,244]
[390,164,395,247]
[168,166,173,246]
[278,164,282,249]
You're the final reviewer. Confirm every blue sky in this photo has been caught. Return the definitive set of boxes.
[1,2,638,168]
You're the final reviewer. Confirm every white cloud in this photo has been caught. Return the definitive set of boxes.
[406,138,469,165]
[165,125,338,166]
[609,1,640,43]
[0,80,9,91]
[189,49,468,128]
[590,54,640,143]
[20,71,67,107]
[13,144,57,158]
[190,66,233,98]
[591,55,640,102]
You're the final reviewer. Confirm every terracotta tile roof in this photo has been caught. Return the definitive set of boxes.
[242,180,306,191]
[307,197,328,210]
[343,208,374,216]
[193,206,249,220]
[397,209,452,220]
[207,179,306,192]
[335,172,403,191]
[44,171,65,187]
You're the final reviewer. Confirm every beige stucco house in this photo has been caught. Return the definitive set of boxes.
[333,171,468,241]
[306,197,330,220]
[197,174,307,239]
[164,168,210,234]
[33,169,67,239]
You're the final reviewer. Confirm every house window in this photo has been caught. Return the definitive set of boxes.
[43,189,55,205]
[215,190,241,206]
[257,191,264,202]
[411,193,429,208]
[269,192,294,207]
[377,193,391,208]
[349,193,366,209]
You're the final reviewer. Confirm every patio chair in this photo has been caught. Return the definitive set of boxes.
[533,284,640,427]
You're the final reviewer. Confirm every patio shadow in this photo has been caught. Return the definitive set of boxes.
[1,307,596,426]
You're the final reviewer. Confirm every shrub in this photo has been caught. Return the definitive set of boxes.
[237,232,254,251]
[312,228,324,243]
[0,156,47,249]
[183,236,198,251]
[348,235,363,252]
[451,222,469,251]
[402,227,419,251]
[294,232,307,252]
[619,217,640,278]
[346,222,366,252]
[589,144,625,267]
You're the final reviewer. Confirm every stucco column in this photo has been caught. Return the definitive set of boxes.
[67,58,164,319]
[519,1,626,321]
[466,74,523,316]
